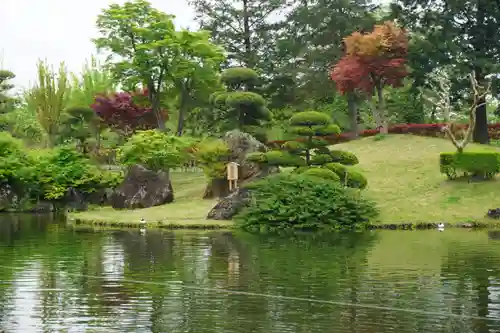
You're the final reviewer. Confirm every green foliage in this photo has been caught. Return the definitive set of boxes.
[289,111,331,126]
[235,173,378,233]
[302,167,340,182]
[211,67,269,138]
[324,162,368,189]
[94,0,225,132]
[263,150,306,166]
[20,147,122,200]
[0,132,28,183]
[0,132,121,202]
[330,150,359,165]
[0,69,16,116]
[193,139,231,179]
[220,67,259,89]
[440,151,500,180]
[25,61,70,147]
[117,130,193,171]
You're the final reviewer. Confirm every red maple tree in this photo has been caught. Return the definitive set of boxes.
[91,89,167,136]
[330,21,409,132]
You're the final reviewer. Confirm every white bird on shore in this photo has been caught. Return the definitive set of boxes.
[437,223,445,231]
[140,218,146,226]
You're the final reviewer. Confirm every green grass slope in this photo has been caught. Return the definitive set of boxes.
[72,134,500,228]
[334,134,500,225]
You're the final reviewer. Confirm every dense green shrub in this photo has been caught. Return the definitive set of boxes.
[19,146,122,200]
[0,132,121,203]
[0,132,28,184]
[118,130,194,171]
[301,167,340,181]
[324,163,367,189]
[440,151,500,179]
[193,139,231,179]
[330,150,359,165]
[236,173,378,233]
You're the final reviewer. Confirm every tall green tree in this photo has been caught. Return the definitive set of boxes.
[0,70,16,115]
[170,30,225,136]
[25,61,70,147]
[189,0,287,70]
[94,0,225,134]
[392,0,500,143]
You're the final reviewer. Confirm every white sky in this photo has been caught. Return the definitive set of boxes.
[0,0,197,90]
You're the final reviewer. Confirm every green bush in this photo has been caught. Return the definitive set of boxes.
[236,173,378,233]
[0,131,121,204]
[302,167,340,182]
[330,150,359,165]
[440,151,500,179]
[0,132,28,183]
[194,139,231,179]
[324,162,368,189]
[310,154,333,165]
[19,146,122,200]
[118,130,194,171]
[262,150,306,166]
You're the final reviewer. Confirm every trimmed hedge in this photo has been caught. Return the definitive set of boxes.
[439,151,500,180]
[324,162,368,189]
[268,123,500,146]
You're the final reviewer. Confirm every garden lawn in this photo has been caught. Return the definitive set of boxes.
[334,134,500,225]
[69,171,233,229]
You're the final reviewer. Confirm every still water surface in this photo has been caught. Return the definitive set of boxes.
[0,214,500,332]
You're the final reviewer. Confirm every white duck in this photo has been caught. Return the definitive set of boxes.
[437,223,445,231]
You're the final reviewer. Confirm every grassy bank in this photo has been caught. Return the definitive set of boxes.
[71,134,500,229]
[70,171,233,229]
[334,134,500,226]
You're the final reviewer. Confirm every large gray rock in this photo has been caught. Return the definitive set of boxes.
[206,165,278,220]
[0,184,17,212]
[203,130,278,199]
[110,164,174,209]
[207,188,252,220]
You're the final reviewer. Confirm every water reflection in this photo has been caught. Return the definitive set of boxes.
[0,215,499,332]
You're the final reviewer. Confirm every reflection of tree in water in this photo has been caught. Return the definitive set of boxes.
[441,243,500,333]
[208,232,378,333]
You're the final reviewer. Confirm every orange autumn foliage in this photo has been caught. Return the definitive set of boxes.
[331,21,409,95]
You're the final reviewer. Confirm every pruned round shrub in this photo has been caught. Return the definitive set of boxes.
[344,169,367,189]
[290,111,330,126]
[236,173,378,233]
[282,140,306,153]
[246,152,266,163]
[325,162,347,176]
[310,154,333,165]
[194,139,231,178]
[330,150,359,165]
[264,150,306,166]
[221,67,259,88]
[302,167,340,182]
[324,162,367,189]
[226,92,266,108]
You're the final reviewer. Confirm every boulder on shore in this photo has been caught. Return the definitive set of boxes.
[207,188,252,220]
[110,164,174,209]
[203,130,278,199]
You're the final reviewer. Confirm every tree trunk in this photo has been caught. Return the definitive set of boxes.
[242,0,253,68]
[176,91,188,136]
[203,178,231,199]
[375,84,388,134]
[347,93,358,138]
[473,95,488,144]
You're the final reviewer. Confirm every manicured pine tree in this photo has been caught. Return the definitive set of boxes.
[211,67,271,141]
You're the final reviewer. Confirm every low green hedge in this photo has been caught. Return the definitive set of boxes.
[439,151,500,179]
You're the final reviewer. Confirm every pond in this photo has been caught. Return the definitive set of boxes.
[0,215,500,333]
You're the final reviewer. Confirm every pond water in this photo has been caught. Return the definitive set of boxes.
[0,215,500,333]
